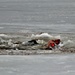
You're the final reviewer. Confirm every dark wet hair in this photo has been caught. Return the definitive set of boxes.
[54,39,60,45]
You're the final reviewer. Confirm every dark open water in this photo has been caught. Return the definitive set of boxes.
[0,0,75,33]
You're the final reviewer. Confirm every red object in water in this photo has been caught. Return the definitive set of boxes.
[47,40,55,48]
[47,39,60,48]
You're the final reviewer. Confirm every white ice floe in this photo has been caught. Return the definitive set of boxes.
[31,33,61,42]
[0,34,8,37]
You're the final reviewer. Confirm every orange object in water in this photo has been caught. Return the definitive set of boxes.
[47,40,55,48]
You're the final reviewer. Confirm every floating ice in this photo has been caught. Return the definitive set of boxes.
[31,33,61,42]
[0,34,8,37]
[60,40,75,49]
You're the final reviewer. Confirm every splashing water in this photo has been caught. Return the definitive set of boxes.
[0,33,74,53]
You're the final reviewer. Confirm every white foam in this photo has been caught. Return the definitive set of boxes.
[0,34,8,37]
[31,33,61,42]
[61,40,75,48]
[0,34,20,38]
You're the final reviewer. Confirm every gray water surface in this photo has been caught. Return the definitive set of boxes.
[0,54,75,75]
[0,0,75,33]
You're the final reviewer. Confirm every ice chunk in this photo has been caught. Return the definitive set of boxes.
[31,33,61,42]
[0,34,8,37]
